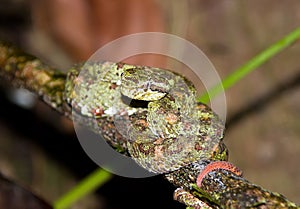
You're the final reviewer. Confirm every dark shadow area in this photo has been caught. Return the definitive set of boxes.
[0,0,30,45]
[0,88,95,178]
[0,172,52,209]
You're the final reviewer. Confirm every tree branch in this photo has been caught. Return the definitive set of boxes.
[0,42,70,116]
[0,42,298,209]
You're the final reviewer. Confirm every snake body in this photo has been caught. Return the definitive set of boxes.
[65,61,224,173]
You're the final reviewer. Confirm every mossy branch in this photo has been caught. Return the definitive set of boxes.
[0,42,70,116]
[0,42,299,209]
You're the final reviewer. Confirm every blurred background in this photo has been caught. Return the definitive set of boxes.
[0,0,300,208]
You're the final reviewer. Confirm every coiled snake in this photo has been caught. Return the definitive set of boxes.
[65,61,224,173]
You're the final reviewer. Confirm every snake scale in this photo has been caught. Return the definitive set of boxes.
[65,61,224,173]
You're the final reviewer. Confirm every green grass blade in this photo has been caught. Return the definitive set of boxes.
[198,26,300,103]
[53,168,112,209]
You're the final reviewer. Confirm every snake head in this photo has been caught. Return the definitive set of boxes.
[120,67,175,101]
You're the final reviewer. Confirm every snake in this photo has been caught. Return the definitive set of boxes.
[65,61,225,173]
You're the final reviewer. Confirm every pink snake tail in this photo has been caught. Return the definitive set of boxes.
[196,161,243,187]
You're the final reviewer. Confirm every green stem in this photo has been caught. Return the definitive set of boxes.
[53,168,112,209]
[198,26,300,103]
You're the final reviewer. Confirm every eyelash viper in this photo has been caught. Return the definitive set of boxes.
[65,61,225,173]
